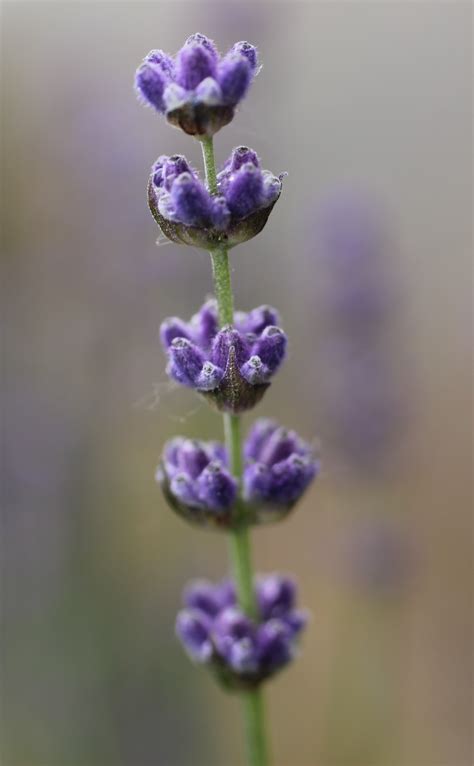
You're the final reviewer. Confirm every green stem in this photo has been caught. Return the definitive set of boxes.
[200,136,269,766]
[200,135,218,194]
[210,247,234,327]
[243,689,268,766]
[224,412,257,619]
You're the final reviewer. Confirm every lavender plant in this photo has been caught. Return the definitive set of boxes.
[135,35,319,766]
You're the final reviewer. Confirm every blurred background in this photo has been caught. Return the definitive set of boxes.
[2,1,472,764]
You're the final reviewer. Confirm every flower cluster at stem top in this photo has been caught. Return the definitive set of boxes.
[135,34,259,136]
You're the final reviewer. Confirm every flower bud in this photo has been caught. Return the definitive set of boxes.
[175,42,217,90]
[176,610,213,663]
[147,150,283,250]
[226,163,264,219]
[217,55,252,106]
[160,301,287,413]
[231,42,259,71]
[157,437,237,529]
[134,61,168,112]
[175,574,308,689]
[243,419,320,522]
[135,35,259,136]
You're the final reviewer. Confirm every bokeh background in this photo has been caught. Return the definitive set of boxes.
[2,1,472,765]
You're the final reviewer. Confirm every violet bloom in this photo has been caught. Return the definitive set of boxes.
[314,192,404,473]
[135,34,259,136]
[243,419,319,519]
[160,299,287,413]
[158,419,317,530]
[156,437,237,529]
[341,517,414,595]
[176,574,308,689]
[148,149,283,250]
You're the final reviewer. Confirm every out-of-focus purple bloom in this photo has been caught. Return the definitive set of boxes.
[176,610,213,663]
[318,194,394,326]
[176,574,308,688]
[312,191,405,473]
[148,149,283,250]
[135,34,259,136]
[341,517,415,595]
[158,419,316,529]
[160,300,287,413]
[156,437,237,528]
[243,419,319,517]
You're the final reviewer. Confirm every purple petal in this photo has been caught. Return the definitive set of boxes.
[251,326,287,373]
[268,454,318,505]
[195,77,223,105]
[167,337,204,387]
[183,580,222,617]
[257,619,294,671]
[228,146,260,173]
[169,472,201,507]
[176,609,213,663]
[243,462,272,503]
[175,42,217,90]
[225,162,264,219]
[160,317,192,349]
[168,173,212,227]
[135,62,168,112]
[195,361,224,391]
[240,356,270,385]
[217,55,252,106]
[257,574,296,618]
[244,419,280,461]
[184,33,219,63]
[191,300,219,348]
[230,41,259,71]
[195,462,237,513]
[176,439,210,479]
[212,607,259,673]
[211,327,250,370]
[235,305,280,335]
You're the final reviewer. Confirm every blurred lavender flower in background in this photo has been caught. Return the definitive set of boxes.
[313,191,406,475]
[340,516,415,596]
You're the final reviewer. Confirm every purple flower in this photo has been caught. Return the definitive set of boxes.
[158,421,317,530]
[135,34,259,136]
[176,610,213,663]
[156,437,237,528]
[313,191,405,473]
[148,150,283,250]
[175,574,308,688]
[340,517,415,595]
[160,300,287,413]
[243,419,319,517]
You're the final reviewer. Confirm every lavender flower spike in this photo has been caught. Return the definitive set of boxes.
[148,149,283,250]
[156,437,237,529]
[160,299,287,413]
[176,574,308,690]
[135,35,259,136]
[243,419,320,521]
